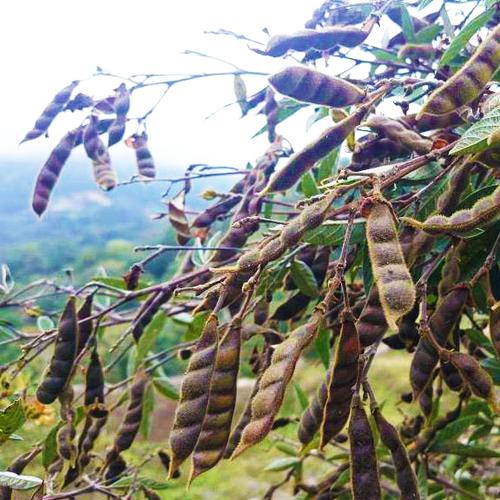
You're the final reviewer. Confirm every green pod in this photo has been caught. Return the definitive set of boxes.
[298,381,327,446]
[410,285,469,398]
[190,319,242,482]
[168,314,219,476]
[320,309,360,448]
[232,320,320,457]
[364,115,432,155]
[261,102,372,193]
[269,66,365,108]
[365,196,416,330]
[84,347,106,417]
[418,24,500,117]
[36,297,79,404]
[373,408,420,500]
[349,394,381,500]
[402,185,500,234]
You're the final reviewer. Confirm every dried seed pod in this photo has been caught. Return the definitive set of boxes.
[448,352,497,406]
[265,88,278,143]
[418,25,500,117]
[57,388,77,463]
[168,191,192,245]
[349,394,381,500]
[36,297,79,404]
[254,298,269,325]
[410,285,469,398]
[402,185,500,234]
[168,314,219,475]
[190,319,242,482]
[441,359,463,392]
[105,369,147,467]
[21,81,78,143]
[32,129,79,216]
[364,115,432,155]
[357,286,388,347]
[131,288,173,342]
[128,131,156,178]
[192,195,242,228]
[398,43,435,60]
[320,309,360,448]
[92,157,116,191]
[350,135,408,170]
[269,66,365,108]
[158,450,181,479]
[108,84,129,146]
[104,454,127,483]
[261,101,373,193]
[364,195,416,330]
[418,381,433,419]
[383,302,420,352]
[437,244,463,301]
[78,414,107,471]
[232,320,320,457]
[84,347,106,417]
[298,381,327,446]
[372,408,420,500]
[402,111,467,132]
[255,17,377,57]
[76,293,94,354]
[108,115,126,147]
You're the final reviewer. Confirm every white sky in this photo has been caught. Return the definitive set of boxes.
[0,0,320,175]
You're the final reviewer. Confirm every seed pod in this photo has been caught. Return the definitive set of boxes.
[383,302,420,352]
[364,195,416,330]
[57,388,77,463]
[21,81,78,143]
[418,381,433,419]
[168,191,192,245]
[410,285,469,398]
[351,135,408,170]
[77,293,94,354]
[398,43,435,60]
[437,244,463,301]
[441,359,463,392]
[78,414,107,472]
[168,314,219,475]
[489,301,500,356]
[84,347,106,417]
[32,130,79,216]
[190,319,242,482]
[158,450,181,479]
[105,369,147,467]
[232,319,320,457]
[36,297,79,404]
[448,352,497,406]
[297,381,327,446]
[320,309,360,448]
[128,131,156,178]
[403,111,467,132]
[349,394,381,500]
[402,185,500,234]
[108,84,129,146]
[471,146,500,169]
[104,454,127,483]
[254,298,269,325]
[131,288,173,342]
[261,102,373,193]
[418,25,500,117]
[108,115,126,147]
[269,66,365,108]
[265,88,278,143]
[192,195,242,228]
[357,286,388,347]
[372,408,420,500]
[364,115,432,155]
[255,18,377,57]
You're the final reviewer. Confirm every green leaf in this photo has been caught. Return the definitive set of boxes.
[301,172,319,198]
[153,377,179,400]
[465,328,495,356]
[314,328,330,369]
[418,0,434,10]
[0,399,26,444]
[317,148,338,182]
[293,382,309,412]
[440,5,454,38]
[275,442,298,456]
[183,311,210,341]
[414,24,442,44]
[264,457,301,472]
[417,463,428,500]
[302,224,342,245]
[290,260,318,297]
[0,472,43,490]
[480,358,500,385]
[36,315,55,331]
[110,476,174,490]
[42,422,62,468]
[430,441,500,458]
[135,313,166,367]
[369,47,401,63]
[400,5,416,42]
[429,416,479,448]
[439,8,495,67]
[306,107,329,131]
[451,107,500,156]
[139,384,154,439]
[0,264,14,295]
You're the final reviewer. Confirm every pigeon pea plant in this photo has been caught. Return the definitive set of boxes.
[1,0,500,498]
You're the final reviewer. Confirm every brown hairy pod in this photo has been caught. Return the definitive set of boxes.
[372,408,420,500]
[349,394,381,500]
[232,319,321,457]
[357,286,388,347]
[32,129,79,216]
[418,381,433,419]
[192,195,242,228]
[298,381,328,446]
[383,302,420,352]
[265,88,278,143]
[364,194,416,330]
[402,185,500,234]
[57,388,77,464]
[84,347,106,417]
[254,298,269,325]
[104,454,127,483]
[261,100,374,193]
[437,244,463,301]
[21,81,78,143]
[350,135,408,170]
[168,191,192,245]
[127,131,156,178]
[441,358,464,392]
[168,314,219,476]
[418,25,500,117]
[269,66,365,108]
[403,111,467,132]
[108,84,130,146]
[364,115,432,155]
[76,293,94,354]
[190,319,242,482]
[398,43,435,60]
[105,369,147,470]
[77,414,107,472]
[410,285,469,398]
[131,288,173,342]
[36,297,79,404]
[320,309,360,448]
[158,450,181,479]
